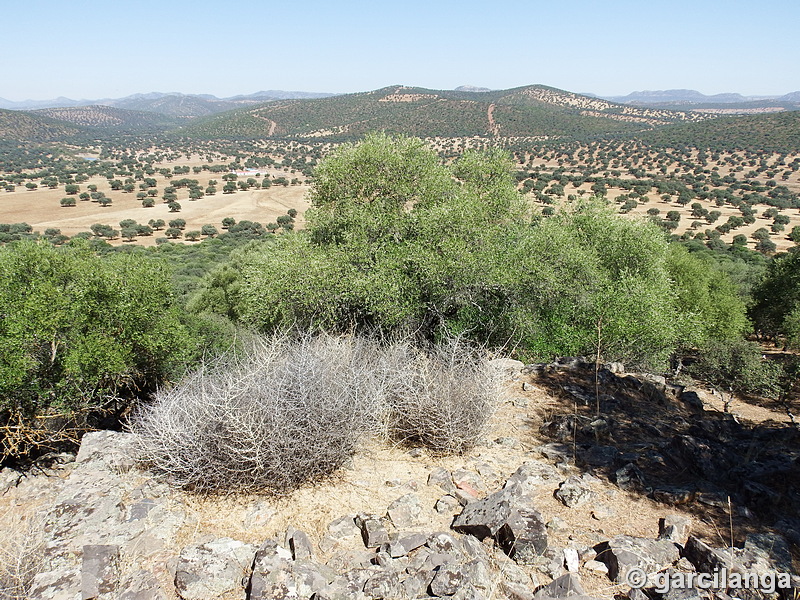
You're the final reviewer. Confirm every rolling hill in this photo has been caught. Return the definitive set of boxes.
[0,108,81,141]
[638,110,800,153]
[177,84,710,141]
[33,105,182,133]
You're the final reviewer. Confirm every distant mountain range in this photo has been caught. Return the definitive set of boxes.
[0,91,337,116]
[2,84,799,153]
[593,89,800,105]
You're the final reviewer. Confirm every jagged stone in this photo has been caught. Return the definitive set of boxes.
[497,507,549,564]
[387,493,425,529]
[81,544,119,600]
[428,468,456,494]
[453,469,487,495]
[583,560,608,574]
[430,563,467,596]
[385,533,427,558]
[615,463,646,492]
[563,548,580,573]
[327,515,360,539]
[658,515,692,544]
[355,514,390,548]
[489,357,524,375]
[534,572,585,598]
[436,494,461,514]
[174,537,256,600]
[363,570,404,599]
[554,476,594,508]
[289,529,314,561]
[452,486,519,540]
[28,568,81,600]
[744,532,793,573]
[75,430,138,473]
[595,535,680,584]
[505,462,560,493]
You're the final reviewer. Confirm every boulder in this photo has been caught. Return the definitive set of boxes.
[595,535,680,583]
[174,538,256,600]
[554,476,594,508]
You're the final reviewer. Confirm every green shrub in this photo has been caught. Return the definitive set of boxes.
[0,240,191,451]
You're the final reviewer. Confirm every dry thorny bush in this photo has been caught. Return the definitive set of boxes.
[131,333,498,494]
[0,510,46,600]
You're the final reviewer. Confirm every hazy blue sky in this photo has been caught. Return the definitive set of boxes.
[1,0,797,100]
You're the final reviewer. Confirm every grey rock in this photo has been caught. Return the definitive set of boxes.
[387,533,427,558]
[430,563,467,596]
[363,570,404,599]
[452,486,519,540]
[502,580,537,600]
[563,548,580,573]
[744,532,793,573]
[118,569,168,600]
[554,477,594,508]
[289,529,314,561]
[436,494,461,514]
[81,544,119,600]
[426,532,461,555]
[679,389,704,412]
[595,535,680,584]
[28,568,81,600]
[328,515,360,539]
[615,463,645,492]
[174,537,256,600]
[428,468,456,494]
[505,462,560,493]
[658,515,692,544]
[355,514,390,548]
[534,572,585,598]
[590,506,615,520]
[75,430,139,473]
[387,493,425,529]
[583,560,608,574]
[497,506,549,564]
[490,357,525,375]
[451,583,488,600]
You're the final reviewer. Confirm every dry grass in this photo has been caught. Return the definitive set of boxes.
[0,509,46,599]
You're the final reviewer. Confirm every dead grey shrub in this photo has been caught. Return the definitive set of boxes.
[131,333,388,493]
[383,339,498,454]
[131,333,497,493]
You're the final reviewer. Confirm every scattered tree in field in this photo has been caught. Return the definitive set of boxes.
[169,219,186,230]
[65,184,80,195]
[165,227,182,239]
[168,201,181,212]
[149,219,166,231]
[185,231,201,241]
[60,197,76,207]
[201,224,218,237]
[121,228,138,242]
[142,197,155,208]
[222,217,236,229]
